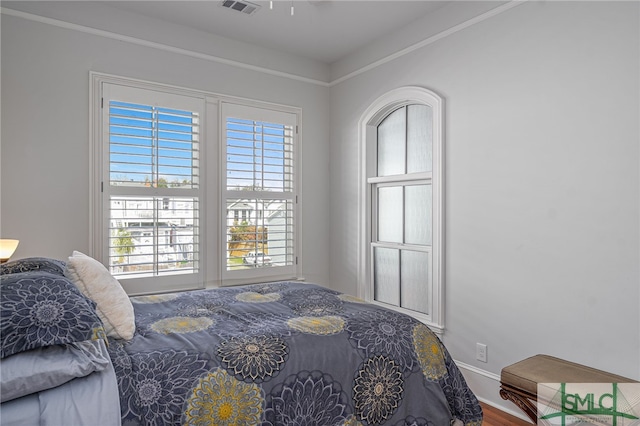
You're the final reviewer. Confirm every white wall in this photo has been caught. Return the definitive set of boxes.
[328,0,639,411]
[0,12,330,285]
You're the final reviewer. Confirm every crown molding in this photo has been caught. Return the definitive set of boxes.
[2,1,526,88]
[0,7,331,87]
[329,1,527,86]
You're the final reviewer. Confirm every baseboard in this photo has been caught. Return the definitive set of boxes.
[454,360,532,422]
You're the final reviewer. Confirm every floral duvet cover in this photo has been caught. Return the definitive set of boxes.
[108,282,482,426]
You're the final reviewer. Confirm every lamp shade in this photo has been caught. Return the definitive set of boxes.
[0,239,19,263]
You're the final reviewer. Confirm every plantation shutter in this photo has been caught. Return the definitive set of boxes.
[221,102,297,282]
[102,83,205,294]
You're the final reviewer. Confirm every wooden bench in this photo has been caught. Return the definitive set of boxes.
[499,354,638,424]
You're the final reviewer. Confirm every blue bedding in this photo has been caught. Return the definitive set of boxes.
[109,282,483,425]
[0,258,120,426]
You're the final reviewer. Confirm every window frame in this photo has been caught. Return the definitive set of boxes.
[94,80,206,295]
[219,101,300,286]
[90,73,302,294]
[358,86,445,334]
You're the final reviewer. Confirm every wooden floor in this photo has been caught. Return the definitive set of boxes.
[480,402,533,425]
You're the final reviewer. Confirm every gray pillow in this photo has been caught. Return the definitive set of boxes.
[0,271,105,358]
[0,339,110,403]
[0,257,66,276]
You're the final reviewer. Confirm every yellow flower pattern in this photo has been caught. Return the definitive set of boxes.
[287,315,345,335]
[235,292,281,303]
[342,414,364,426]
[412,323,446,381]
[183,369,263,426]
[150,316,214,334]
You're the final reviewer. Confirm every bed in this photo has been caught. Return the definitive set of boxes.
[1,257,483,426]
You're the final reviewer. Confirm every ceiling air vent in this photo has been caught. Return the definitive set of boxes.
[220,0,261,15]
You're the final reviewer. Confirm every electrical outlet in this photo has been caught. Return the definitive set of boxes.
[476,343,487,363]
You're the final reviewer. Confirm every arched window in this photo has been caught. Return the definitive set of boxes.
[358,87,444,333]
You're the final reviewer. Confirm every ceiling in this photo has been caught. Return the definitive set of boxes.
[96,1,449,64]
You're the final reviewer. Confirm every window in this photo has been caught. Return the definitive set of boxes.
[221,102,298,284]
[92,75,301,294]
[359,87,444,333]
[98,83,205,294]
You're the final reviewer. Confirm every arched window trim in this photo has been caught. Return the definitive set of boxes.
[357,86,445,334]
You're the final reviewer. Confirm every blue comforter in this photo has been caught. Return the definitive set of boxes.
[108,282,483,425]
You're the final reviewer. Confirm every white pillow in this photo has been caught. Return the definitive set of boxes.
[64,251,135,340]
